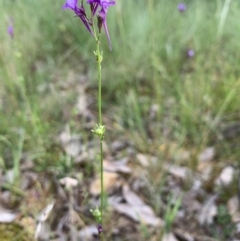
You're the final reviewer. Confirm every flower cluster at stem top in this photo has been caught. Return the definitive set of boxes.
[63,0,115,49]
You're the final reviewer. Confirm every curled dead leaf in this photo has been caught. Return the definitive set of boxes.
[113,203,163,227]
[103,158,131,174]
[37,202,55,222]
[198,195,217,225]
[112,184,163,227]
[59,177,78,189]
[122,184,144,206]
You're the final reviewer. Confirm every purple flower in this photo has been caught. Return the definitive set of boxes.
[63,0,93,35]
[178,3,186,12]
[7,18,14,39]
[87,0,115,14]
[187,49,195,57]
[87,0,115,50]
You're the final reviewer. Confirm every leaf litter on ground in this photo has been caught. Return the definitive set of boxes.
[1,78,240,241]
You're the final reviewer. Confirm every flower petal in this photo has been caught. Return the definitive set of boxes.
[63,0,78,10]
[98,8,112,50]
[100,0,115,10]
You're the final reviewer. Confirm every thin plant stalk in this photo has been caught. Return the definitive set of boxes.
[92,17,105,239]
[96,37,104,224]
[96,37,105,241]
[60,0,115,238]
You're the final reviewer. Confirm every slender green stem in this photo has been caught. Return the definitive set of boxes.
[97,40,102,126]
[100,233,105,241]
[96,35,104,225]
[100,140,103,223]
[92,12,104,230]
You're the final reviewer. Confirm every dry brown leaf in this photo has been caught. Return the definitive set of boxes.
[174,228,194,241]
[113,203,163,227]
[227,196,240,223]
[108,195,123,206]
[59,177,78,188]
[198,195,217,225]
[112,184,163,227]
[182,191,201,212]
[215,166,234,186]
[165,164,189,180]
[162,232,179,241]
[0,209,18,223]
[111,140,128,152]
[122,184,144,206]
[90,172,120,196]
[136,154,151,167]
[35,222,50,240]
[37,202,55,222]
[197,162,213,181]
[78,225,98,240]
[0,191,17,209]
[191,179,202,192]
[103,158,131,174]
[35,202,55,240]
[198,147,215,162]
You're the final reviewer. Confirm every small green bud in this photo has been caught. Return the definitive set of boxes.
[91,124,105,140]
[98,54,103,63]
[90,207,102,223]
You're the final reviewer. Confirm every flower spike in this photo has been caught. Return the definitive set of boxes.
[63,0,94,36]
[87,0,115,50]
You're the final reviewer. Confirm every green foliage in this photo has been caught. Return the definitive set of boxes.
[0,224,32,241]
[216,204,232,225]
[212,204,235,239]
[164,193,182,233]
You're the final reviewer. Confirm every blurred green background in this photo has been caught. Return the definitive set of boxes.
[1,0,240,174]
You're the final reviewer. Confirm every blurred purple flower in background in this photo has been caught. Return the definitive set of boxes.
[7,18,14,39]
[63,0,94,35]
[187,49,195,57]
[178,3,186,12]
